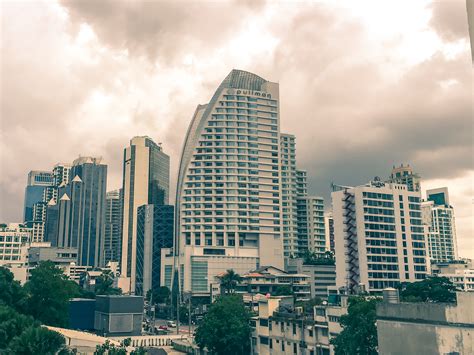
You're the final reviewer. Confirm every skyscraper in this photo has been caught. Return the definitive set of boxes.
[387,164,421,192]
[422,188,458,263]
[174,69,284,295]
[121,136,170,292]
[23,171,54,221]
[56,157,107,267]
[135,204,174,296]
[280,133,298,258]
[332,178,430,294]
[104,189,123,264]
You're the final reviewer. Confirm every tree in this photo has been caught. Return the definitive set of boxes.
[146,286,171,305]
[24,261,80,327]
[331,297,379,355]
[95,270,122,296]
[303,250,335,265]
[397,277,456,303]
[0,267,27,312]
[296,296,323,313]
[272,285,293,296]
[195,295,251,355]
[7,326,68,355]
[0,305,36,350]
[217,269,243,294]
[94,339,146,355]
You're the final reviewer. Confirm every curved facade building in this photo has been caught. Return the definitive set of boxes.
[174,69,284,295]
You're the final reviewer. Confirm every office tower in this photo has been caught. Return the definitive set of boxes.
[56,157,107,267]
[44,199,59,245]
[297,196,326,256]
[325,211,335,253]
[387,164,421,192]
[52,163,71,201]
[121,136,170,292]
[280,133,298,258]
[295,169,327,257]
[174,69,284,295]
[104,189,123,264]
[422,188,458,263]
[23,171,54,222]
[135,204,174,296]
[332,178,430,294]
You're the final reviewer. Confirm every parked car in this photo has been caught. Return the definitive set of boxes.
[167,321,177,328]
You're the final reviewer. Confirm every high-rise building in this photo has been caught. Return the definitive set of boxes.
[325,211,335,254]
[280,133,298,258]
[297,196,326,256]
[135,204,174,296]
[332,178,430,294]
[23,171,54,222]
[422,188,458,263]
[387,164,421,192]
[56,157,107,267]
[104,189,123,265]
[174,69,284,295]
[121,136,170,292]
[295,170,326,257]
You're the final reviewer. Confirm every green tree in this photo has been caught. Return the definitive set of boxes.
[94,339,146,355]
[217,269,243,294]
[272,285,293,296]
[24,261,80,327]
[195,295,251,355]
[146,286,171,304]
[95,270,122,296]
[303,250,335,265]
[296,296,323,313]
[0,305,36,350]
[331,297,379,355]
[0,266,27,312]
[7,326,68,355]
[397,277,456,303]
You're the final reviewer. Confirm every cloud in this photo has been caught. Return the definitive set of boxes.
[1,0,472,257]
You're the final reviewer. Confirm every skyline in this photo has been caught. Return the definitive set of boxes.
[1,0,472,258]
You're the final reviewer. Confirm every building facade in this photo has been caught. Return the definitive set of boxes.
[56,157,108,267]
[173,69,285,295]
[0,223,31,266]
[287,258,336,299]
[332,178,430,294]
[422,188,458,263]
[387,164,421,192]
[135,204,174,296]
[324,212,335,254]
[297,196,326,257]
[121,136,170,293]
[280,133,298,258]
[23,171,54,222]
[104,189,123,265]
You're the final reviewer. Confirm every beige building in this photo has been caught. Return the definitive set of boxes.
[0,223,31,283]
[377,292,474,354]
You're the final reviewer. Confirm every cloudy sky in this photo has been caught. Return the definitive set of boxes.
[1,0,472,257]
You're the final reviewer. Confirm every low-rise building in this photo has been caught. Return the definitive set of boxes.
[376,291,474,354]
[431,260,474,292]
[0,223,31,283]
[253,294,349,355]
[236,266,311,302]
[287,258,336,299]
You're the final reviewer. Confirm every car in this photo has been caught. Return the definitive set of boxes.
[158,325,168,330]
[167,321,177,328]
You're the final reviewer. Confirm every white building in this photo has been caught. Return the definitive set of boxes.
[280,133,298,258]
[173,69,285,295]
[332,178,430,294]
[422,187,458,263]
[0,223,31,283]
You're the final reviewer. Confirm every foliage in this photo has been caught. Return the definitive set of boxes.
[195,295,251,355]
[272,285,293,296]
[94,339,146,355]
[331,297,379,355]
[303,250,335,266]
[0,305,36,349]
[296,297,323,312]
[95,270,122,296]
[6,326,68,355]
[146,286,171,305]
[24,261,81,327]
[397,277,456,303]
[217,269,243,294]
[0,266,27,313]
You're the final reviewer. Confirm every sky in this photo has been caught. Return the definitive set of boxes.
[1,0,472,258]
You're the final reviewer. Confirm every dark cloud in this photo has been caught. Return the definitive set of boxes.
[60,0,266,62]
[429,0,469,41]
